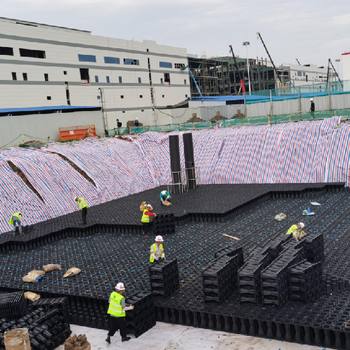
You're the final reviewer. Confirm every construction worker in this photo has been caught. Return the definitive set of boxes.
[9,212,23,235]
[106,282,134,344]
[74,197,88,225]
[286,222,305,241]
[160,190,171,205]
[150,236,165,263]
[141,204,156,234]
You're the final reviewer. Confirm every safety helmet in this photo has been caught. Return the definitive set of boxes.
[74,196,78,201]
[310,98,313,102]
[155,235,163,242]
[115,282,125,291]
[147,204,152,208]
[18,212,22,216]
[298,222,305,229]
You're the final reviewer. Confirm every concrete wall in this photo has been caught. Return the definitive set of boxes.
[0,110,104,148]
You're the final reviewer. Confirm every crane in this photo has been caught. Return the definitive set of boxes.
[180,65,203,97]
[228,45,246,94]
[327,59,343,88]
[257,32,286,91]
[296,58,301,65]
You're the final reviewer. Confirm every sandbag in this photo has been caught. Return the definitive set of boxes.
[63,267,81,278]
[140,202,153,212]
[163,200,172,206]
[274,213,286,221]
[24,291,40,301]
[140,201,147,212]
[64,334,91,350]
[42,264,61,272]
[23,272,42,283]
[28,270,45,275]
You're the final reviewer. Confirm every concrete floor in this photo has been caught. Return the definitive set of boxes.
[55,322,332,350]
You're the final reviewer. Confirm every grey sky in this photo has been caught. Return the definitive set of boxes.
[2,0,350,71]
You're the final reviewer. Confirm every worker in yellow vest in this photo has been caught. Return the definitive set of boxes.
[106,282,134,344]
[74,196,88,225]
[150,235,166,263]
[9,212,23,235]
[286,222,305,241]
[141,204,157,234]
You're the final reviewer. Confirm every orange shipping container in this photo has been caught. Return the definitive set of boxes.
[59,125,96,141]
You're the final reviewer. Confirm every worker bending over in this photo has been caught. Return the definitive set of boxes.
[106,282,134,344]
[75,196,88,225]
[286,222,305,241]
[160,190,171,205]
[141,204,157,234]
[9,212,23,235]
[150,235,165,263]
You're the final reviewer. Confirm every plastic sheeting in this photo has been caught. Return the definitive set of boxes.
[1,117,350,233]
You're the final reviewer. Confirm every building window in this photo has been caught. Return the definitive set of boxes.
[23,73,28,81]
[0,47,14,56]
[122,111,125,113]
[119,76,122,83]
[123,58,139,65]
[146,49,149,52]
[63,71,67,75]
[175,63,185,69]
[47,96,51,100]
[95,75,99,83]
[106,76,110,83]
[138,77,141,83]
[184,79,186,85]
[185,94,188,98]
[140,95,143,98]
[44,73,49,81]
[162,95,165,98]
[303,72,306,76]
[97,96,101,100]
[306,75,308,82]
[160,78,163,84]
[20,48,45,59]
[104,56,120,64]
[159,62,172,69]
[78,54,96,62]
[164,73,170,84]
[80,68,90,84]
[297,71,302,76]
[141,110,144,112]
[12,72,17,81]
[121,95,124,99]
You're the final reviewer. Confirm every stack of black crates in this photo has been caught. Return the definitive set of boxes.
[0,291,27,320]
[125,292,156,337]
[261,241,305,306]
[305,233,324,263]
[203,248,244,303]
[149,259,179,296]
[0,307,70,350]
[153,213,175,235]
[290,260,323,302]
[238,246,273,303]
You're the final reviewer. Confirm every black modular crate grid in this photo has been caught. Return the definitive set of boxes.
[1,183,350,349]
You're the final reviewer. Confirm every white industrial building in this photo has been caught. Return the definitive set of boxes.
[0,17,190,129]
[278,63,328,87]
[342,52,350,91]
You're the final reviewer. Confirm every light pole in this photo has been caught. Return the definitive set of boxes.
[242,41,251,94]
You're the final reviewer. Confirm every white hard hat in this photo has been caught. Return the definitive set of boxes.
[136,117,138,120]
[310,98,313,102]
[298,222,305,229]
[74,196,78,201]
[115,282,125,291]
[147,204,152,208]
[155,235,163,242]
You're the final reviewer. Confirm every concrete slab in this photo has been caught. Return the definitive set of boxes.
[55,322,333,350]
